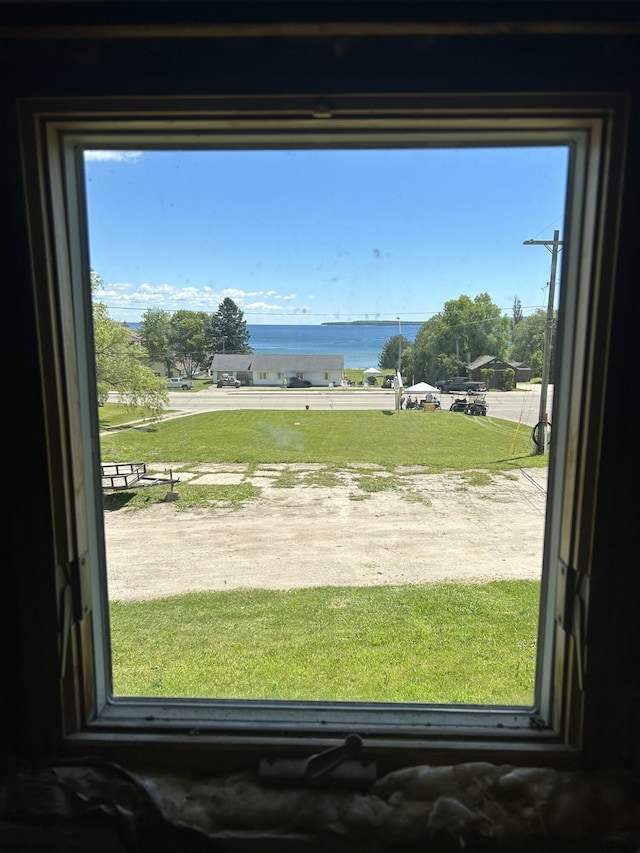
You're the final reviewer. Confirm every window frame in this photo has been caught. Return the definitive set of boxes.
[18,93,627,772]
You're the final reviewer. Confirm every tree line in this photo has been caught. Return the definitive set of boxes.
[140,300,252,378]
[377,293,556,386]
[91,270,251,414]
[93,268,555,413]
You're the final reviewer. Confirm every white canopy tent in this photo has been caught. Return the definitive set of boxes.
[403,381,440,396]
[363,366,383,388]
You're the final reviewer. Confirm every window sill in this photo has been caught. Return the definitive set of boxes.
[1,759,638,851]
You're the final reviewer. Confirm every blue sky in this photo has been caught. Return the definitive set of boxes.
[84,146,567,325]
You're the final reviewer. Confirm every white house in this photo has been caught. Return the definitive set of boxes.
[210,354,344,387]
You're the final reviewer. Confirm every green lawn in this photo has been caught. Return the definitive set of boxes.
[98,403,161,429]
[103,407,545,704]
[100,408,543,471]
[110,581,539,705]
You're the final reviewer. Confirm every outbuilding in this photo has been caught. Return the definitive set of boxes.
[467,355,532,388]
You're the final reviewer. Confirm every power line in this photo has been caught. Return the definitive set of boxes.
[98,304,436,321]
[100,303,548,323]
[530,215,564,241]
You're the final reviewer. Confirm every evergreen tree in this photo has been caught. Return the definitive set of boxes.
[209,298,252,355]
[512,297,523,326]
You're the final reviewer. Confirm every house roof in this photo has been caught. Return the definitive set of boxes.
[211,354,344,372]
[467,355,528,371]
[467,355,503,370]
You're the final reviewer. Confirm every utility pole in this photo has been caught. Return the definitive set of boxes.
[396,316,403,410]
[523,229,563,454]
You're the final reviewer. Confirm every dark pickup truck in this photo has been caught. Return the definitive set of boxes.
[435,376,486,393]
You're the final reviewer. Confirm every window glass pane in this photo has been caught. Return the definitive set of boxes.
[86,145,568,705]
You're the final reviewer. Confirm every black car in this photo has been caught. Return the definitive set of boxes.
[382,375,396,388]
[287,377,312,388]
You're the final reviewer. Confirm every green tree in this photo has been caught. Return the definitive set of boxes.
[500,366,516,391]
[509,308,557,380]
[512,296,523,327]
[139,308,173,376]
[91,271,168,414]
[378,334,411,370]
[407,294,510,383]
[169,310,210,377]
[208,298,252,356]
[404,316,443,382]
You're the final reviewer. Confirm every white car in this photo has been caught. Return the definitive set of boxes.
[216,374,242,388]
[166,377,194,390]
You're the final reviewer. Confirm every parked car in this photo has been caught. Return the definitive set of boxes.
[166,377,194,390]
[286,377,312,388]
[217,374,241,388]
[382,375,396,388]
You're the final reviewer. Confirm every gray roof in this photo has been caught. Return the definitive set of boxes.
[467,355,503,370]
[211,354,344,372]
[467,355,527,371]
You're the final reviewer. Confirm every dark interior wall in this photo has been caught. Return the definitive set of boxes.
[1,2,639,771]
[2,29,640,97]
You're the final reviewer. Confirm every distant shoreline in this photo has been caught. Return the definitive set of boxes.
[320,320,424,326]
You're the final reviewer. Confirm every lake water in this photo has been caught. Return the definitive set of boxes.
[128,322,422,368]
[247,324,421,368]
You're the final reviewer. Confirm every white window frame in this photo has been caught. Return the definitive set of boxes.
[19,93,626,771]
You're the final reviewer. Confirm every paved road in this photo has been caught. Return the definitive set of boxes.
[109,384,553,428]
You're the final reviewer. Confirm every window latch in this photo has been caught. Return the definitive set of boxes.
[259,734,376,787]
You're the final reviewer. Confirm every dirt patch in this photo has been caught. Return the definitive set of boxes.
[104,467,548,601]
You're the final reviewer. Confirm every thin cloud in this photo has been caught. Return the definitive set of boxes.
[220,287,264,300]
[245,301,288,312]
[245,301,313,315]
[266,290,297,301]
[83,151,143,163]
[95,279,310,317]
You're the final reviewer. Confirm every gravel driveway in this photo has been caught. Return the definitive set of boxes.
[104,465,548,602]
